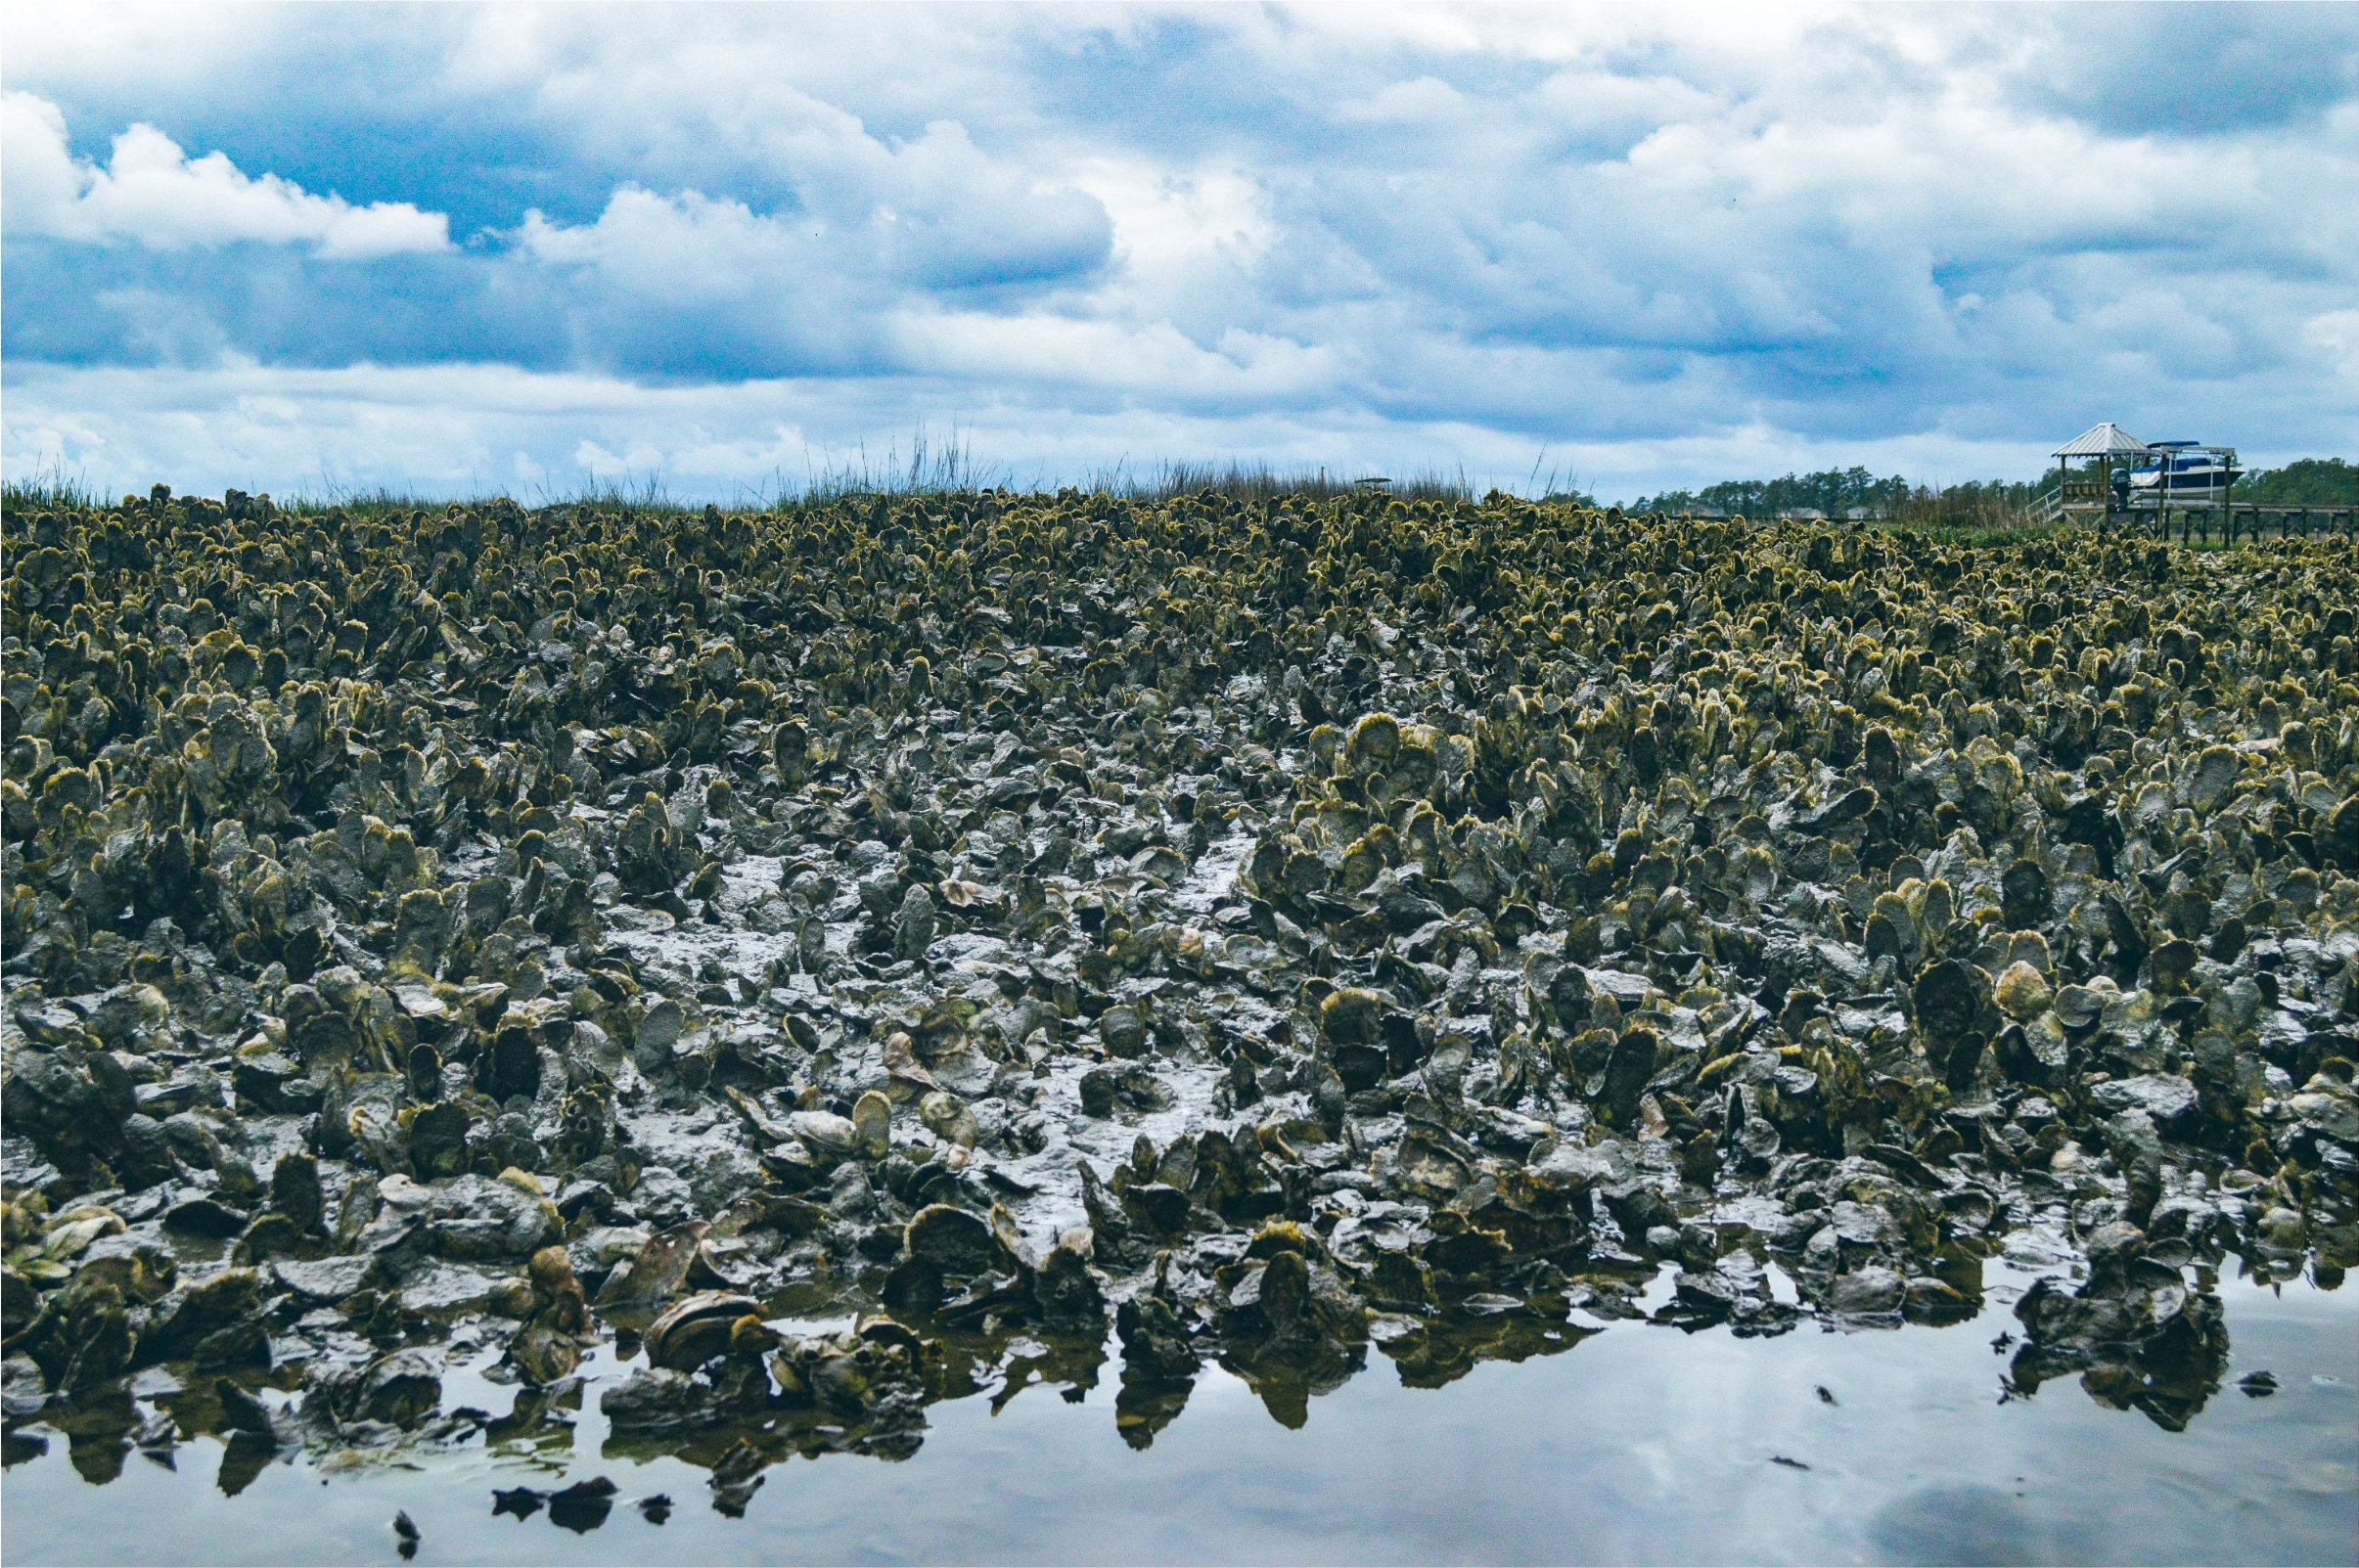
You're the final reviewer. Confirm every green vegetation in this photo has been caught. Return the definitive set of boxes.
[8,451,2344,530]
[0,464,104,515]
[1624,467,2047,527]
[1626,456,2352,530]
[2238,458,2358,507]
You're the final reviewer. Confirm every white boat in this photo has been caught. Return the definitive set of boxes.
[2116,443,2239,510]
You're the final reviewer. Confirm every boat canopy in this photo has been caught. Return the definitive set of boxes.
[2052,423,2150,459]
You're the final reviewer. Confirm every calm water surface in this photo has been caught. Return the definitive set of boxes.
[5,1263,2352,1566]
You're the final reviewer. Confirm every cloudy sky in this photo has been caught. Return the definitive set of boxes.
[4,3,2354,504]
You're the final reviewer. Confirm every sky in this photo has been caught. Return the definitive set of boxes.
[4,2,2355,505]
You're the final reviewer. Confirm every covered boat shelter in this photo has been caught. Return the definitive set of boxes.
[2047,422,2149,517]
[2027,421,2349,543]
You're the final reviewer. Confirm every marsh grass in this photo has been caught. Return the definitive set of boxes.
[0,431,1481,518]
[1082,458,1476,504]
[1,462,105,515]
[1875,515,2076,549]
[11,429,2339,550]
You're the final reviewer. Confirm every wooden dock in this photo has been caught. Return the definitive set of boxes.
[2128,502,2357,546]
[2031,499,2354,544]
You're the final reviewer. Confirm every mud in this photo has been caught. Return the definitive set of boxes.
[4,485,2354,1512]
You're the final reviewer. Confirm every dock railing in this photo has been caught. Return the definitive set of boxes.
[2018,487,2067,527]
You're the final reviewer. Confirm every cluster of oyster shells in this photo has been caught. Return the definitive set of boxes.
[3,482,2353,1502]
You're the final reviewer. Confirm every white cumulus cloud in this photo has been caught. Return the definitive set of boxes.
[3,6,2353,494]
[1,91,449,259]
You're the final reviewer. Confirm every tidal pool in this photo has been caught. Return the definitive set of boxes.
[5,1260,2351,1567]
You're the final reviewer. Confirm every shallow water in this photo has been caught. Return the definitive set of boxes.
[6,1261,2352,1567]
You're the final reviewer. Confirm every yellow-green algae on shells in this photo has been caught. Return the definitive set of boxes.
[3,483,2356,1484]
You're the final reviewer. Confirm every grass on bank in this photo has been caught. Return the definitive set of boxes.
[0,449,2060,525]
[2,459,1487,522]
[6,442,2348,551]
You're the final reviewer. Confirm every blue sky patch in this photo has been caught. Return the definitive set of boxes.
[4,3,2353,502]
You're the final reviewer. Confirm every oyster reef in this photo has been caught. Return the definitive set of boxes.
[3,486,2354,1508]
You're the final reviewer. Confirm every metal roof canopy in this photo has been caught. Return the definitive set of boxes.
[2053,423,2150,458]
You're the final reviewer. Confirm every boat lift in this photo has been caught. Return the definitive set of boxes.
[2025,423,2238,524]
[2115,440,2240,513]
[2023,423,2350,542]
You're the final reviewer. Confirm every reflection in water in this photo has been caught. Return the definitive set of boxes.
[3,1259,2353,1568]
[2004,1232,2231,1431]
[5,1253,2306,1531]
[545,1477,618,1533]
[1870,1484,2047,1568]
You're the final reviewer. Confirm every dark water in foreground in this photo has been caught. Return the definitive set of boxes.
[5,1262,2353,1567]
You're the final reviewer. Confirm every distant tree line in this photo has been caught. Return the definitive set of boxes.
[1623,466,2040,519]
[1624,456,2350,520]
[2238,458,2356,506]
